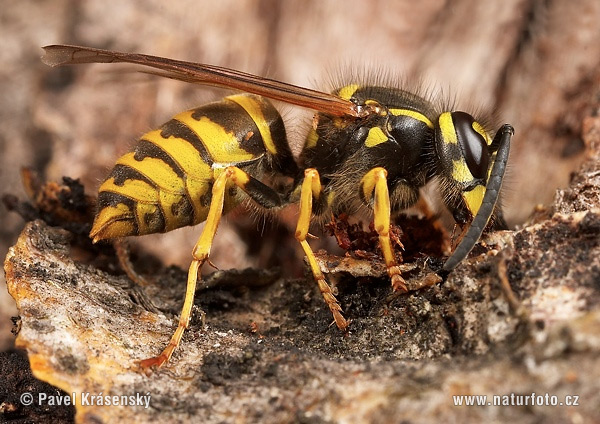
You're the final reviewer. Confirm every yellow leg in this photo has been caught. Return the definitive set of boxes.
[139,166,250,369]
[361,168,407,292]
[295,168,348,330]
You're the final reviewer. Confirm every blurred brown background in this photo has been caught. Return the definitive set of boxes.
[2,0,599,351]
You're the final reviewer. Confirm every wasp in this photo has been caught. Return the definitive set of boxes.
[41,45,513,369]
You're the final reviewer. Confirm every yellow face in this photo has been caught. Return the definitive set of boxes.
[437,111,493,218]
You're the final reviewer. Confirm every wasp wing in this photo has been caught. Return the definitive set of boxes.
[42,44,359,118]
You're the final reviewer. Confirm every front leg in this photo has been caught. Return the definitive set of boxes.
[360,167,408,292]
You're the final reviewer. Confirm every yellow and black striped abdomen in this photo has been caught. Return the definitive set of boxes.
[90,94,286,242]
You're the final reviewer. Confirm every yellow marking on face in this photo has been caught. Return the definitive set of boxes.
[227,94,277,155]
[463,185,486,216]
[305,127,319,149]
[451,159,474,183]
[99,177,158,203]
[117,153,183,194]
[365,127,388,148]
[91,203,134,241]
[174,110,255,163]
[337,84,359,100]
[472,121,492,145]
[143,129,212,181]
[389,108,434,128]
[135,202,158,235]
[439,112,457,144]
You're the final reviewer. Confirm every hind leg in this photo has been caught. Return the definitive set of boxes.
[139,166,285,369]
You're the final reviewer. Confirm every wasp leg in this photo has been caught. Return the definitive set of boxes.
[361,167,408,292]
[139,166,281,369]
[113,239,150,287]
[296,168,348,331]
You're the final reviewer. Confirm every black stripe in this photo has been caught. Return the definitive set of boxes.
[100,167,167,233]
[97,191,135,210]
[193,101,265,157]
[133,140,185,179]
[96,192,139,235]
[159,118,214,165]
[261,98,298,176]
[109,164,157,188]
[132,140,200,224]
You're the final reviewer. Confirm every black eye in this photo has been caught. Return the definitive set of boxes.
[452,112,489,180]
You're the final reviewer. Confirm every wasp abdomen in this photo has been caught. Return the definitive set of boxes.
[90,94,284,242]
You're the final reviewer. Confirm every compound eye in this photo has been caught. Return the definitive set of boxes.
[452,112,489,180]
